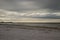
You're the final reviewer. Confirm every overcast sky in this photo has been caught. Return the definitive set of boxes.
[0,0,60,19]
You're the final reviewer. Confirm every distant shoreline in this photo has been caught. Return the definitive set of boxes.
[0,22,60,30]
[0,22,60,24]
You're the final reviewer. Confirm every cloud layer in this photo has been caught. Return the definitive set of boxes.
[0,0,60,19]
[0,9,60,19]
[0,0,60,12]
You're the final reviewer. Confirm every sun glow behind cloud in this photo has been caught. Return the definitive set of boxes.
[17,1,39,9]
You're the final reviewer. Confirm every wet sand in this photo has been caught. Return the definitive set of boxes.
[0,24,60,40]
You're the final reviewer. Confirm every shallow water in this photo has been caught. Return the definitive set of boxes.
[0,24,60,40]
[22,23,60,27]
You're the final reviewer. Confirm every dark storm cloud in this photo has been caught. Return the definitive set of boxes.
[0,0,39,12]
[0,0,60,12]
[0,0,60,19]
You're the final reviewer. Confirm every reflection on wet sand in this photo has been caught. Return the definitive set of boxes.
[0,22,60,40]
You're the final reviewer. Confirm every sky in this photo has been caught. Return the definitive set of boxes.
[0,0,60,22]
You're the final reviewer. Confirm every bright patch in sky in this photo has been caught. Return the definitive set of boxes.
[0,9,60,18]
